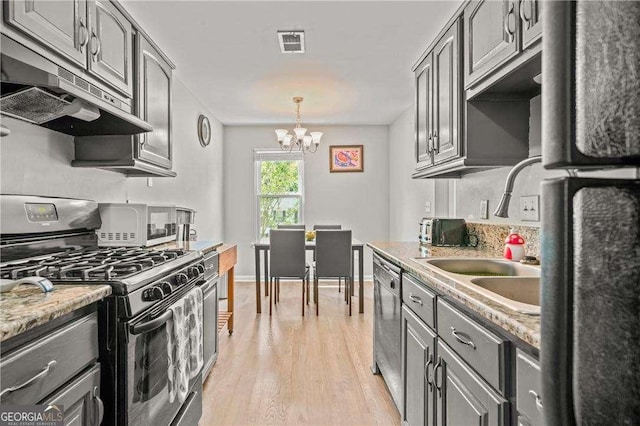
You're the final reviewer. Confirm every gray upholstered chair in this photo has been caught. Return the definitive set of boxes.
[277,224,305,230]
[269,229,310,315]
[312,225,343,290]
[314,230,353,315]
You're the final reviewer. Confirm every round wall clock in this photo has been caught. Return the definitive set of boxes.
[198,114,211,147]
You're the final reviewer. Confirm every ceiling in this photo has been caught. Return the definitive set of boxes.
[123,1,462,125]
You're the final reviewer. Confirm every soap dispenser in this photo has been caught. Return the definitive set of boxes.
[504,228,525,261]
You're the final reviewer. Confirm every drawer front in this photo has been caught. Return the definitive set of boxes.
[516,349,543,425]
[402,273,436,330]
[373,254,400,295]
[437,299,506,392]
[0,313,99,405]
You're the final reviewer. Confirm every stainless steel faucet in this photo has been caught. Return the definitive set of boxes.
[493,156,542,218]
[493,156,578,218]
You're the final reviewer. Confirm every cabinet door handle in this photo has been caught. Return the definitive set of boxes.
[504,1,515,42]
[79,18,89,53]
[427,131,433,153]
[451,327,477,349]
[0,360,57,401]
[529,390,543,412]
[424,354,434,389]
[93,386,104,425]
[91,29,101,61]
[433,130,439,153]
[433,359,442,394]
[409,293,423,305]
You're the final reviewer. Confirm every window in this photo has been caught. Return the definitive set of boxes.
[254,149,304,240]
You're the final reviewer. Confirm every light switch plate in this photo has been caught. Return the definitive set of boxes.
[147,177,153,187]
[425,201,431,213]
[480,200,489,219]
[520,195,540,221]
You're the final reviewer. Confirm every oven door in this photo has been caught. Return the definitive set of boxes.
[123,297,200,425]
[146,206,177,246]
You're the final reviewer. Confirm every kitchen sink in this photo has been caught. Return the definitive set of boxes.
[424,258,540,277]
[470,277,540,314]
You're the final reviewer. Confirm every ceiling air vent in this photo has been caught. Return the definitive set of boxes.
[277,31,305,53]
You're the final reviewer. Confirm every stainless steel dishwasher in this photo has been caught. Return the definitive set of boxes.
[372,252,402,411]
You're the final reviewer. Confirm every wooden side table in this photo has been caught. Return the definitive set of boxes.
[217,244,237,334]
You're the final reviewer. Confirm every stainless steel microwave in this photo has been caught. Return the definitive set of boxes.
[97,203,176,247]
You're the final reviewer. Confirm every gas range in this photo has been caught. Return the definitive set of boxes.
[0,195,205,426]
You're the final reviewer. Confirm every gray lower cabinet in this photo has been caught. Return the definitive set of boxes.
[0,311,102,425]
[402,306,437,426]
[515,349,543,426]
[42,364,104,426]
[436,340,509,426]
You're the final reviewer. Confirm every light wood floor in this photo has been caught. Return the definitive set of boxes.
[201,280,401,426]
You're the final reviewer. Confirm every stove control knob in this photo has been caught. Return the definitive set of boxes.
[143,286,164,301]
[188,266,201,279]
[160,281,173,295]
[176,273,189,285]
[196,264,206,275]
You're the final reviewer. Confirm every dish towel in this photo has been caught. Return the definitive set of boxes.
[166,287,204,404]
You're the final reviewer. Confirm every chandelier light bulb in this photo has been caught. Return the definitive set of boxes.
[303,135,312,147]
[275,129,288,142]
[310,132,323,145]
[294,127,307,141]
[283,133,293,147]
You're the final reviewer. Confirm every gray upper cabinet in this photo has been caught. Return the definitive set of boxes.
[519,0,541,50]
[402,306,437,426]
[87,0,133,97]
[464,0,519,89]
[413,18,462,176]
[3,0,89,68]
[135,34,173,169]
[415,53,434,169]
[433,22,460,165]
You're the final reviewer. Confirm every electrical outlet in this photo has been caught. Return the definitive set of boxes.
[480,200,489,219]
[425,201,431,213]
[520,195,540,221]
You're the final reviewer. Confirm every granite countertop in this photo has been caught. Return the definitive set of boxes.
[368,241,541,349]
[0,285,112,342]
[153,240,223,255]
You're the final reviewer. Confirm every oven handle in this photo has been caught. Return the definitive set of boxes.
[200,278,217,294]
[130,310,173,335]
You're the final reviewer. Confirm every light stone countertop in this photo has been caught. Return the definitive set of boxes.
[367,241,541,349]
[0,285,112,342]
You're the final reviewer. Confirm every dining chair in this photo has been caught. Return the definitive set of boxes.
[312,225,343,290]
[269,230,310,316]
[277,224,305,230]
[314,230,353,315]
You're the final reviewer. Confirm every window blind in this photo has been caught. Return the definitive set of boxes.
[253,148,304,162]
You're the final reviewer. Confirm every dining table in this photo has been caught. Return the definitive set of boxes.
[253,238,365,314]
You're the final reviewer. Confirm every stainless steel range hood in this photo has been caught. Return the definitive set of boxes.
[0,35,152,136]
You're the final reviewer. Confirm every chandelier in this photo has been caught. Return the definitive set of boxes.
[275,97,322,153]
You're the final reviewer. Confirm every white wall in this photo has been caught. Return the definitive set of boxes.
[224,125,390,279]
[0,78,224,241]
[388,107,437,240]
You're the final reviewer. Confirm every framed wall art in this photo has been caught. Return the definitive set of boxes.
[329,145,363,173]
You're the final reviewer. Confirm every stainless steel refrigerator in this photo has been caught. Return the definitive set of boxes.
[541,2,640,425]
